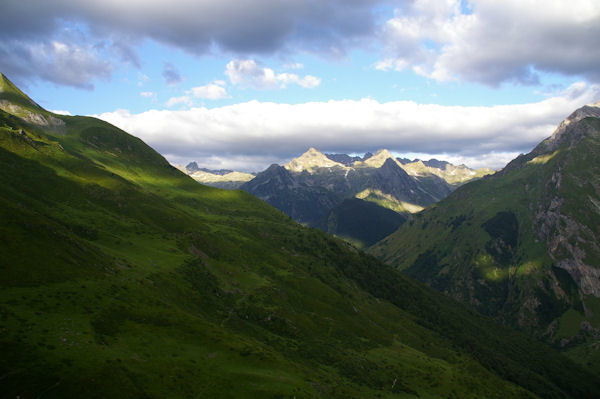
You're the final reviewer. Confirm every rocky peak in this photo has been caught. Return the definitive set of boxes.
[186,161,200,173]
[359,149,397,168]
[534,101,600,155]
[284,147,345,172]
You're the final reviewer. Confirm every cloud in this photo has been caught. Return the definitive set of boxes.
[4,0,598,89]
[0,0,386,88]
[162,63,183,85]
[0,39,112,89]
[165,95,192,108]
[379,0,600,85]
[277,73,321,89]
[50,109,72,115]
[189,81,229,100]
[165,81,229,108]
[96,81,600,171]
[225,59,321,89]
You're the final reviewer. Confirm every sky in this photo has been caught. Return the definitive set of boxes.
[2,0,600,171]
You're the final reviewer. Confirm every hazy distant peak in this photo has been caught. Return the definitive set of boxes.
[285,147,345,172]
[401,158,493,184]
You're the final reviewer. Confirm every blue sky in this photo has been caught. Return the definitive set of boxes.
[2,0,599,171]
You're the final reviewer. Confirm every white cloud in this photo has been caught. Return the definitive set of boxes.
[225,59,278,89]
[165,95,192,107]
[380,0,600,85]
[276,73,322,89]
[165,81,229,108]
[225,59,321,89]
[50,109,72,115]
[189,81,228,100]
[96,81,600,171]
[140,91,155,98]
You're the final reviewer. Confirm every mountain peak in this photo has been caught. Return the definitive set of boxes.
[359,149,397,168]
[284,147,345,172]
[0,72,43,111]
[533,100,600,155]
[0,72,66,130]
[564,101,600,126]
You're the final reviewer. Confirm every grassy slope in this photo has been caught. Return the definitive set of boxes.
[370,116,600,370]
[1,76,599,398]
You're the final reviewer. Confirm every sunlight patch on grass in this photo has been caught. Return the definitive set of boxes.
[356,188,424,213]
[515,260,542,276]
[527,150,560,165]
[474,254,508,281]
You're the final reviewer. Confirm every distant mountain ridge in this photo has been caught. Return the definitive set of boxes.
[239,147,491,246]
[177,162,255,189]
[183,149,492,190]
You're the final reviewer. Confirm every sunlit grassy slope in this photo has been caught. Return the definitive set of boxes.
[1,73,599,398]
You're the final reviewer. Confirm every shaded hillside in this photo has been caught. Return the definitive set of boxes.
[318,198,407,248]
[371,101,600,370]
[240,163,341,224]
[1,73,599,398]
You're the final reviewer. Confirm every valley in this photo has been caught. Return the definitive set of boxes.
[2,73,599,398]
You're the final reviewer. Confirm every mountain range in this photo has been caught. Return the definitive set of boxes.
[184,148,492,193]
[371,100,600,371]
[235,147,491,246]
[178,162,255,189]
[2,72,598,397]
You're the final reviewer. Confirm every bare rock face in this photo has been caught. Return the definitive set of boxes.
[0,100,66,129]
[530,102,600,299]
[534,101,600,154]
[537,195,600,297]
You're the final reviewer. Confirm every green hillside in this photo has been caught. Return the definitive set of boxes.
[371,101,600,371]
[1,73,599,398]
